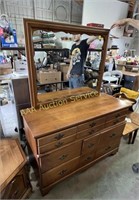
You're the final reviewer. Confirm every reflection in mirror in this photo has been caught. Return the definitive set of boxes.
[32,30,104,94]
[23,19,109,108]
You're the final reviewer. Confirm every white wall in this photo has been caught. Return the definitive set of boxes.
[82,0,129,37]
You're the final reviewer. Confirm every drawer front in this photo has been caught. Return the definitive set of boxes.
[95,123,125,158]
[37,126,76,146]
[96,139,120,158]
[105,109,128,123]
[42,157,79,187]
[38,134,76,154]
[77,124,104,139]
[40,140,82,172]
[82,134,100,155]
[77,116,105,132]
[1,173,26,199]
[105,116,126,128]
[79,151,96,167]
[100,123,125,143]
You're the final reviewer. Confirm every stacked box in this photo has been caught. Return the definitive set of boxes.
[37,70,61,84]
[0,63,12,75]
[59,64,69,81]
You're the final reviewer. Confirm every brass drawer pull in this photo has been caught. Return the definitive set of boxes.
[115,113,120,118]
[89,130,95,135]
[55,133,64,140]
[59,169,68,176]
[55,141,63,148]
[88,143,94,148]
[85,156,92,161]
[89,122,96,127]
[110,133,116,138]
[105,146,111,151]
[59,154,68,160]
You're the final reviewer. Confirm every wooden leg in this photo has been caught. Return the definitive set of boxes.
[128,132,133,144]
[131,129,138,144]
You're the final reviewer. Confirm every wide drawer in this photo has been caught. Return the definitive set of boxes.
[77,116,105,132]
[38,134,76,154]
[39,140,82,173]
[82,134,100,155]
[37,126,77,146]
[41,157,79,187]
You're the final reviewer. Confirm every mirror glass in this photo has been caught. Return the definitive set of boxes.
[23,19,109,108]
[33,30,103,93]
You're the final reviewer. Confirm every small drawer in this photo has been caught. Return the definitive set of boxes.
[38,134,76,154]
[41,157,79,187]
[39,140,82,173]
[77,124,104,139]
[77,117,105,132]
[79,151,96,167]
[37,126,76,146]
[105,109,128,123]
[82,134,100,155]
[105,116,126,128]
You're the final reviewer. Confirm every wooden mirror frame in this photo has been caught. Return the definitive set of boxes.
[23,18,110,108]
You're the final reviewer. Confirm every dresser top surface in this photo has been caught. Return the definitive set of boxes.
[0,139,26,191]
[23,93,132,138]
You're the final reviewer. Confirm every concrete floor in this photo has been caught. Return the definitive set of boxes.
[0,102,139,199]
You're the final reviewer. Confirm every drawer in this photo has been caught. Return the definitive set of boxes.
[77,124,104,139]
[100,122,125,143]
[38,134,76,154]
[96,139,120,158]
[1,171,26,199]
[79,151,96,167]
[105,109,129,123]
[95,123,125,158]
[37,126,76,146]
[42,157,79,187]
[77,116,105,132]
[82,134,100,155]
[39,140,82,173]
[105,116,126,128]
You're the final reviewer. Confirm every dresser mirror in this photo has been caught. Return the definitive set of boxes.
[23,18,109,108]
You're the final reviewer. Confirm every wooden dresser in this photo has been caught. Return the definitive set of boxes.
[0,138,32,199]
[23,92,132,196]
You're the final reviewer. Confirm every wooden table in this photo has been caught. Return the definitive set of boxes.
[0,138,32,199]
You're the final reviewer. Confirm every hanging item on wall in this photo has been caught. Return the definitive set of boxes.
[0,14,18,47]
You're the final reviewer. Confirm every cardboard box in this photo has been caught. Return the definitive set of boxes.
[59,64,69,73]
[37,70,61,84]
[0,63,12,75]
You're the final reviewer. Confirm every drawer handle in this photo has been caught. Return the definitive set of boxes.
[88,143,94,148]
[59,154,68,160]
[55,141,63,148]
[115,113,120,118]
[85,156,92,161]
[55,133,64,140]
[105,146,111,151]
[89,130,95,135]
[89,122,96,127]
[110,133,116,138]
[113,119,119,124]
[59,169,68,176]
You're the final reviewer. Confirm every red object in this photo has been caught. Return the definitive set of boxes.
[87,23,104,28]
